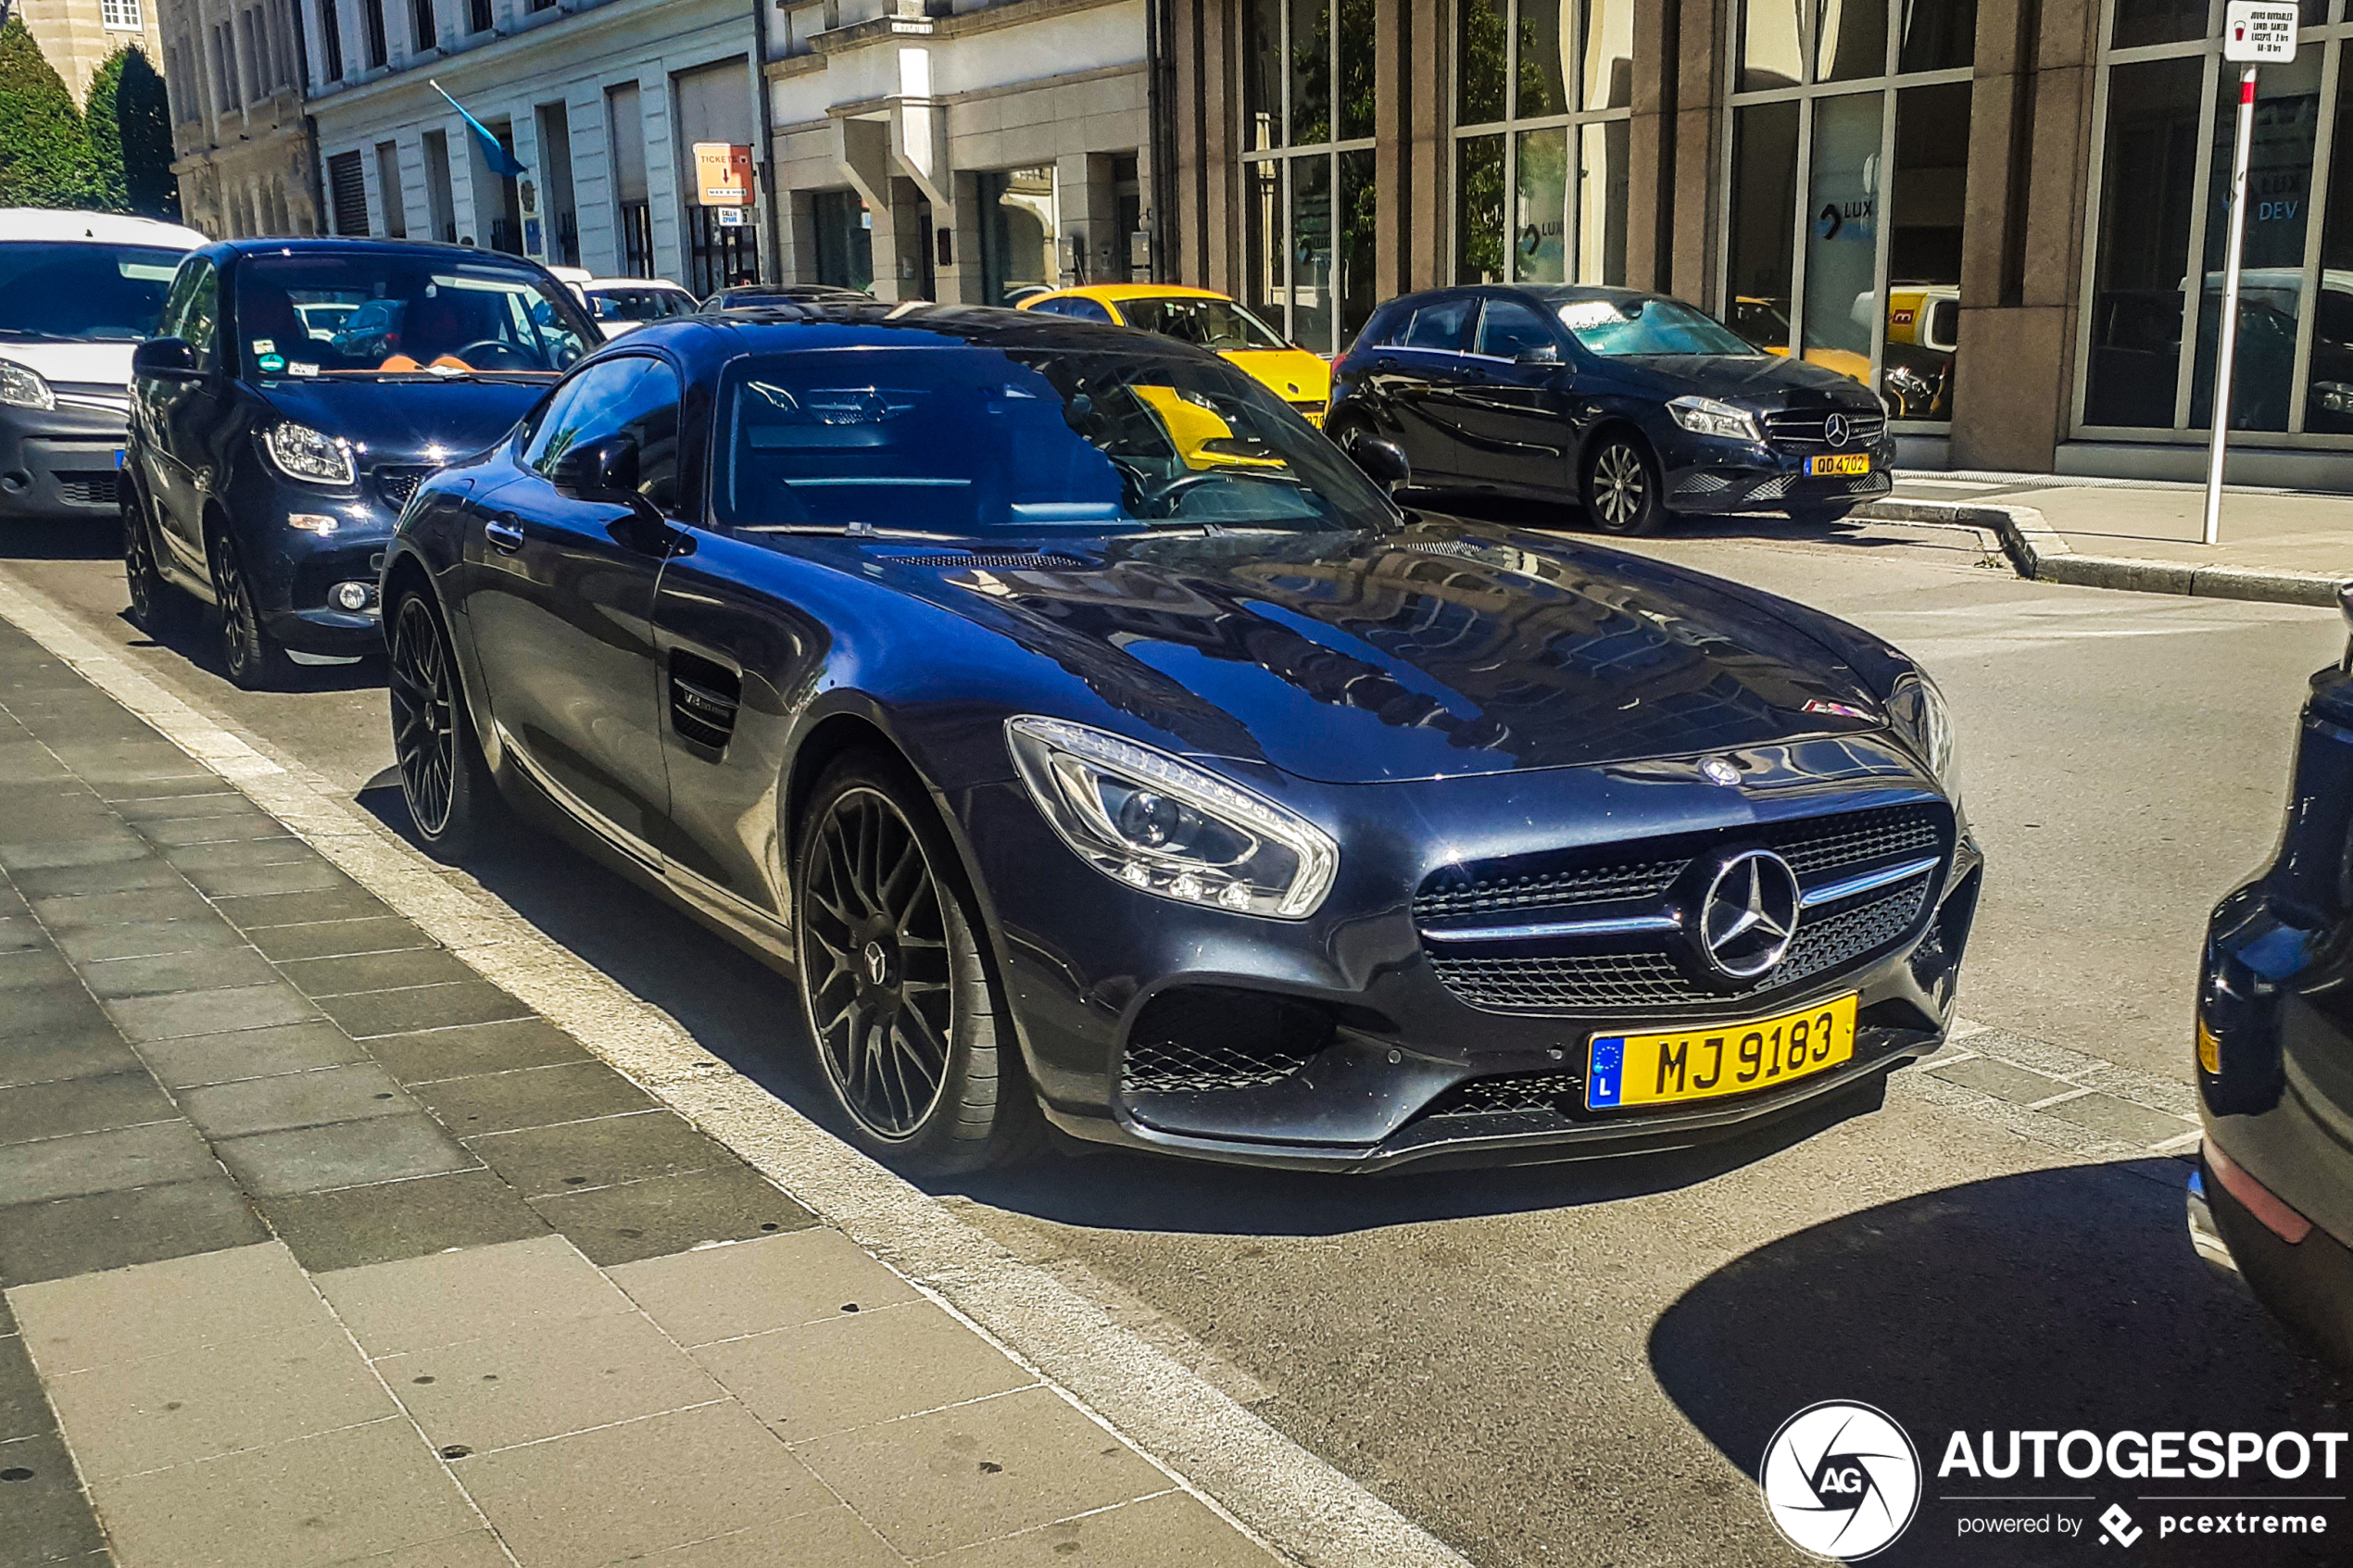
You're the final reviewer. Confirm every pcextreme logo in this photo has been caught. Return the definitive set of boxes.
[1760,1401,1923,1561]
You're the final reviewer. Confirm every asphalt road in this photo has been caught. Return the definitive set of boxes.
[3,510,2347,1567]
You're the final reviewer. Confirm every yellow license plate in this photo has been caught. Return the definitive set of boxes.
[1586,994,1857,1110]
[1809,454,1871,476]
[1302,410,1324,428]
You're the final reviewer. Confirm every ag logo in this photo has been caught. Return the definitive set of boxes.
[1760,1400,1921,1560]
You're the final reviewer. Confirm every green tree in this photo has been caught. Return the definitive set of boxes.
[0,18,104,207]
[86,46,180,218]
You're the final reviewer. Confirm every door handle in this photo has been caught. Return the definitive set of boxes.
[484,518,523,553]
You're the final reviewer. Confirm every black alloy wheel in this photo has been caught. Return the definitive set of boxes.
[1582,432,1666,535]
[122,490,188,636]
[794,754,1038,1173]
[209,529,292,690]
[388,593,500,859]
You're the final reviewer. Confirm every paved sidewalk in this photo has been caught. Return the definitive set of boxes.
[0,616,1279,1567]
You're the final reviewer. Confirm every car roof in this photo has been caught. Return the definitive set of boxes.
[211,236,557,268]
[1027,283,1233,307]
[1,208,208,249]
[585,278,690,292]
[612,301,1235,365]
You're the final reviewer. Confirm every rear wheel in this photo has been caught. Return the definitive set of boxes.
[210,528,293,690]
[1580,432,1667,535]
[794,753,1039,1174]
[388,591,502,860]
[122,489,190,637]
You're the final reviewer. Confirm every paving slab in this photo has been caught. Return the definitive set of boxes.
[0,1178,268,1287]
[464,1110,729,1198]
[0,1119,218,1206]
[211,1113,474,1198]
[317,1235,635,1359]
[244,915,437,963]
[525,1163,820,1267]
[698,1300,1037,1442]
[136,1021,372,1090]
[408,1060,657,1136]
[255,1168,550,1274]
[610,1228,921,1348]
[379,1309,727,1454]
[0,1073,177,1147]
[0,1428,109,1565]
[177,1061,414,1138]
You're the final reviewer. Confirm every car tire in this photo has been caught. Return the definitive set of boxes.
[388,590,504,861]
[122,490,191,638]
[209,528,294,691]
[1580,431,1667,535]
[793,751,1042,1175]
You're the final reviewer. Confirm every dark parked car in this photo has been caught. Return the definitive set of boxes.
[706,282,873,309]
[2190,584,2353,1370]
[381,304,1980,1175]
[1326,284,1894,535]
[123,238,597,687]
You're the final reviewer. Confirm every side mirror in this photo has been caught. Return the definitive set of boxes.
[133,337,200,383]
[550,433,641,502]
[1353,437,1411,493]
[1515,344,1563,367]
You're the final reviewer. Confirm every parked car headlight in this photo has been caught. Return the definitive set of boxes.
[1666,395,1760,443]
[0,359,56,411]
[1006,716,1339,919]
[1888,671,1958,797]
[261,420,357,487]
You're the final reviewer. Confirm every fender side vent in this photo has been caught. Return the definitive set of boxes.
[668,649,741,755]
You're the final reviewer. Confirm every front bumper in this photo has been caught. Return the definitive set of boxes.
[1658,432,1897,516]
[963,748,1981,1173]
[0,399,128,522]
[221,458,410,655]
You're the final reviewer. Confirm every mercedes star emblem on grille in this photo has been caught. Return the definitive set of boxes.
[1693,850,1802,981]
[1824,412,1850,449]
[1700,756,1742,787]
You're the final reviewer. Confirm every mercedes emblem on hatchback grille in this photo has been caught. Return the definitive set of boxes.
[1700,756,1742,787]
[1824,412,1851,449]
[1693,850,1802,981]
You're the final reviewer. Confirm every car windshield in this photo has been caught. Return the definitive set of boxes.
[0,243,189,342]
[1115,295,1290,352]
[234,254,594,378]
[1558,296,1762,358]
[592,289,696,322]
[713,345,1391,538]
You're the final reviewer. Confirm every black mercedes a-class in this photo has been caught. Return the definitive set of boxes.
[381,304,1980,1174]
[1326,284,1894,535]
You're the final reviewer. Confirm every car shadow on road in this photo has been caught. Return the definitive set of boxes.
[1649,1160,2349,1566]
[116,606,386,694]
[0,518,123,562]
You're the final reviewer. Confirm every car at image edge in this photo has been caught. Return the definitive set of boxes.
[379,302,1981,1177]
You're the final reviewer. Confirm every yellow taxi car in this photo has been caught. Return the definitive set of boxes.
[1017,284,1331,425]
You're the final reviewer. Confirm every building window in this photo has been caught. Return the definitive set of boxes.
[1453,0,1634,290]
[812,190,875,291]
[327,150,369,235]
[409,0,434,53]
[977,167,1058,305]
[361,0,387,69]
[2081,1,2353,442]
[318,0,346,82]
[468,0,491,31]
[1723,0,1972,426]
[1239,0,1376,355]
[101,0,142,30]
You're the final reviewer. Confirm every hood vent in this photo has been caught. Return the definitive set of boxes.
[872,548,1087,570]
[667,649,741,755]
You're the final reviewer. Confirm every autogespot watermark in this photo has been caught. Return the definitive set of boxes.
[1760,1404,2349,1557]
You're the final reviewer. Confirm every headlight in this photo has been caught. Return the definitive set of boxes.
[0,359,55,411]
[1888,671,1958,797]
[261,420,357,487]
[1666,395,1761,443]
[1006,716,1340,919]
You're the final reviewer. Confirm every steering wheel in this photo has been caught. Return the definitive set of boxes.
[1129,467,1307,519]
[452,339,538,371]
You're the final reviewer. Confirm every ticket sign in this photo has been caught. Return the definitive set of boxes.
[694,142,754,207]
[2225,1,2299,62]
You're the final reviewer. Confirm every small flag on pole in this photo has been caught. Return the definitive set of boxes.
[429,81,527,179]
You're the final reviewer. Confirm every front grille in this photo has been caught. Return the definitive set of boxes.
[1120,986,1333,1095]
[376,467,431,513]
[1423,1071,1583,1118]
[1762,409,1887,450]
[55,470,120,507]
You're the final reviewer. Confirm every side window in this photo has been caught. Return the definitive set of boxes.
[1063,297,1114,324]
[522,356,684,514]
[157,258,203,342]
[524,358,644,476]
[1476,299,1557,359]
[180,260,220,370]
[612,360,684,513]
[1403,296,1473,353]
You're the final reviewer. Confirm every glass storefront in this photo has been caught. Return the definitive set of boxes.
[1724,1,1973,424]
[1241,0,1378,354]
[2081,3,2353,443]
[978,167,1059,307]
[1454,0,1634,288]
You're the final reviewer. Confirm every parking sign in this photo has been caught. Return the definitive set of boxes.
[2225,1,2299,62]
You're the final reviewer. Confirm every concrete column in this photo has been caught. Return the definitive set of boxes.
[1198,0,1234,294]
[1668,0,1726,309]
[781,186,821,286]
[568,85,614,275]
[1622,0,1679,294]
[838,115,915,301]
[1404,0,1442,290]
[1372,0,1407,302]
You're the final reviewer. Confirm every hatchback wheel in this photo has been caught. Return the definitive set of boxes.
[389,593,502,859]
[1582,433,1666,535]
[794,754,1039,1173]
[122,493,189,637]
[210,530,293,690]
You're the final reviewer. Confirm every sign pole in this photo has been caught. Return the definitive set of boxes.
[2205,61,2259,548]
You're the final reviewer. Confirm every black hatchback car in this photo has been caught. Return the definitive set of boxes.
[123,239,598,686]
[2191,586,2353,1369]
[381,303,1979,1176]
[1326,285,1894,535]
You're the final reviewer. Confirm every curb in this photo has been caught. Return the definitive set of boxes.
[1855,497,2348,608]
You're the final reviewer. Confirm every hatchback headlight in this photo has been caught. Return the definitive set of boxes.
[1006,716,1339,919]
[1667,395,1761,443]
[1888,671,1958,797]
[261,420,357,487]
[0,359,56,411]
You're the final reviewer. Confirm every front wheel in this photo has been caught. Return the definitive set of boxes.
[794,753,1039,1174]
[1580,433,1667,535]
[388,592,503,860]
[210,528,293,690]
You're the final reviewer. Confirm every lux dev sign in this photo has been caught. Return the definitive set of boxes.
[2205,3,2300,546]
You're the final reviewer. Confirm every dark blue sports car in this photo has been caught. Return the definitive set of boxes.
[381,304,1981,1174]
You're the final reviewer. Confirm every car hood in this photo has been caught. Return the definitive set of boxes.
[0,337,137,393]
[256,376,549,467]
[917,517,1889,784]
[1599,352,1881,408]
